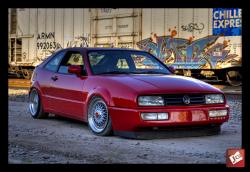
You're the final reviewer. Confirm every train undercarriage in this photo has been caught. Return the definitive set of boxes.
[8,65,34,79]
[173,67,242,86]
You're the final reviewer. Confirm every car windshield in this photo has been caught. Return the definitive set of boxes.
[87,50,171,75]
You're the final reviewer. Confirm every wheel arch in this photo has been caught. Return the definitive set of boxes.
[83,87,113,121]
[29,82,48,113]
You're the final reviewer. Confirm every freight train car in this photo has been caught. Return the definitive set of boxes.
[8,8,242,86]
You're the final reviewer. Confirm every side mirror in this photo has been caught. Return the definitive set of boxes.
[68,65,82,76]
[168,66,175,73]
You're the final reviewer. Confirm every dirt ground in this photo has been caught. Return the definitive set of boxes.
[8,88,242,164]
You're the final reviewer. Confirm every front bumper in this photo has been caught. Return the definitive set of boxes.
[109,104,229,132]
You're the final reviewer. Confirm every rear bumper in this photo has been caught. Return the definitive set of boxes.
[109,105,229,132]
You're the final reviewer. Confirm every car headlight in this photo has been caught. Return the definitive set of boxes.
[138,96,164,106]
[205,94,224,104]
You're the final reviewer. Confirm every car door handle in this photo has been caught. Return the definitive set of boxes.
[51,76,58,81]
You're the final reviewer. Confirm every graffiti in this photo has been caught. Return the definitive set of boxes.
[136,33,240,69]
[181,23,204,33]
[36,50,54,62]
[66,35,90,48]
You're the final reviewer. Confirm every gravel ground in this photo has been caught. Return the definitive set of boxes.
[8,88,242,164]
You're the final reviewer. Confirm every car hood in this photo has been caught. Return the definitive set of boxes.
[106,74,222,94]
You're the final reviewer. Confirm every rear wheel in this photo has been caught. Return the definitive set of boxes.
[87,97,112,136]
[29,88,48,119]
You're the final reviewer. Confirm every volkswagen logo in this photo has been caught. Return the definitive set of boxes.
[183,95,190,104]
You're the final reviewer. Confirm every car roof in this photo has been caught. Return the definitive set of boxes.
[60,47,146,52]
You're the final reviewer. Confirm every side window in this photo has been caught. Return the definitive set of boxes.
[58,51,84,74]
[89,54,105,66]
[44,52,65,72]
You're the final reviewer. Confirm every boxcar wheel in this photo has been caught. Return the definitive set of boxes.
[23,69,31,79]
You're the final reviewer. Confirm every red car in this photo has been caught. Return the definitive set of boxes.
[29,48,229,138]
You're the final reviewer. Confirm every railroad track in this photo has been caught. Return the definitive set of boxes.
[8,79,31,88]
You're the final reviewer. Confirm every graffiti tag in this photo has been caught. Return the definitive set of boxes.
[66,35,89,48]
[181,23,204,33]
[136,34,239,69]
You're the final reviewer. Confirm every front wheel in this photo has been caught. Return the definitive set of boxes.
[87,97,112,136]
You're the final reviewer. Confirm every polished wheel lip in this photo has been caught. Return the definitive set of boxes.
[29,89,39,116]
[88,99,109,133]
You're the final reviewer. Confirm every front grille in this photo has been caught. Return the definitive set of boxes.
[163,94,205,106]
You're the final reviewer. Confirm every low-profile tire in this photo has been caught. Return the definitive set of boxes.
[87,96,112,136]
[29,88,48,119]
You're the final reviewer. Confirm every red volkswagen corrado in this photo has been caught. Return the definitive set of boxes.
[29,47,229,138]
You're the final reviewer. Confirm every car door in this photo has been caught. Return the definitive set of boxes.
[39,51,66,111]
[49,51,87,120]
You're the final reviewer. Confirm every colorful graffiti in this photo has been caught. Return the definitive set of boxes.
[136,32,240,69]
